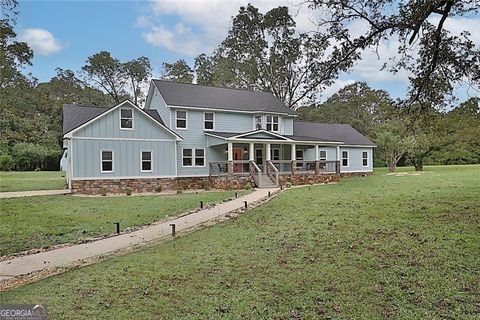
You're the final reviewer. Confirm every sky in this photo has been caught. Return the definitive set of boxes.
[14,0,480,103]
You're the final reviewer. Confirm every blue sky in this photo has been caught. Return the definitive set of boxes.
[16,0,479,103]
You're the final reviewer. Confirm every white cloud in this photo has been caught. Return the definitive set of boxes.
[20,28,62,56]
[143,23,208,55]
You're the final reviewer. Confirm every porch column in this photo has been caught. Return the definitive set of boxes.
[314,145,320,174]
[336,145,340,161]
[249,142,255,174]
[336,145,341,175]
[227,142,233,176]
[291,144,296,175]
[265,143,271,173]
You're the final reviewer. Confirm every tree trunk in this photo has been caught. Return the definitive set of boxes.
[388,162,396,173]
[412,158,424,171]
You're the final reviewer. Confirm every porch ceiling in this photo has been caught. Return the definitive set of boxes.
[205,130,344,145]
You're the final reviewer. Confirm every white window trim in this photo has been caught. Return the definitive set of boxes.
[100,150,114,173]
[319,149,327,161]
[119,108,134,130]
[140,150,153,173]
[271,147,281,161]
[203,112,215,131]
[266,115,280,133]
[362,151,369,167]
[182,148,206,167]
[253,114,263,130]
[175,109,188,130]
[342,150,349,167]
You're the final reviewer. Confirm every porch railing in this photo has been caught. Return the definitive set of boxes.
[318,160,337,174]
[209,160,251,176]
[295,161,317,174]
[251,161,262,187]
[267,161,279,186]
[232,160,250,175]
[270,160,292,174]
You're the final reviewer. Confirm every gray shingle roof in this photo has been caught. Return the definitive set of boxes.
[153,80,295,115]
[62,104,165,135]
[293,121,376,146]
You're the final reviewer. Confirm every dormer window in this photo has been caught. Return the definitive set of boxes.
[254,115,262,130]
[120,108,133,129]
[266,115,279,132]
[176,110,187,129]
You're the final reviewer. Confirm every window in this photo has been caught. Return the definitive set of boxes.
[195,149,205,166]
[255,148,263,165]
[271,148,280,161]
[141,151,152,172]
[254,115,262,130]
[266,115,279,132]
[204,112,214,131]
[120,108,133,129]
[319,150,327,161]
[176,110,187,129]
[342,150,349,167]
[362,151,368,167]
[101,150,113,173]
[295,149,303,168]
[183,148,205,167]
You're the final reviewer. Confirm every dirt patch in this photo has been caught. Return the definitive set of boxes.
[386,171,431,177]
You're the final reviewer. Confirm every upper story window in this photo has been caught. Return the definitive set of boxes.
[342,150,349,167]
[254,115,262,130]
[176,110,187,129]
[204,112,215,131]
[101,150,114,173]
[120,108,133,130]
[362,151,368,167]
[266,115,279,132]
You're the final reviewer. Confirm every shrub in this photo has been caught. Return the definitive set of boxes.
[125,188,132,196]
[0,154,13,171]
[99,188,107,196]
[155,185,163,193]
[244,182,252,190]
[11,143,62,171]
[202,179,211,191]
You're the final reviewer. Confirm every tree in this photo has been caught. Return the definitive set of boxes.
[82,51,128,103]
[123,56,151,105]
[309,0,480,108]
[194,54,215,85]
[298,82,394,139]
[209,4,336,109]
[161,59,194,83]
[375,121,413,172]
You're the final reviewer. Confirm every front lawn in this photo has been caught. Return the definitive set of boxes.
[0,191,242,256]
[0,171,66,192]
[1,165,479,319]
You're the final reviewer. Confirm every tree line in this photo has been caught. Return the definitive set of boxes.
[1,1,478,171]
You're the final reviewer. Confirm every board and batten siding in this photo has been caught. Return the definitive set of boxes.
[71,106,177,179]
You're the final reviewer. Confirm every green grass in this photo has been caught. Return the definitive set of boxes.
[2,165,479,319]
[0,171,66,192]
[0,191,243,256]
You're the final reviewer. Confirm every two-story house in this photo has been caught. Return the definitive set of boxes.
[62,80,375,194]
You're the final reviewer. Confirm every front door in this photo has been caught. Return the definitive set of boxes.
[233,148,243,173]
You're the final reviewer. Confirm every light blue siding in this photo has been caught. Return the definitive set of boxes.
[147,88,171,128]
[71,104,177,179]
[303,146,337,161]
[215,112,253,132]
[340,147,373,172]
[72,139,176,178]
[283,117,294,135]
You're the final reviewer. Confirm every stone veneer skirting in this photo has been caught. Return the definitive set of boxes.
[71,176,254,195]
[340,171,373,178]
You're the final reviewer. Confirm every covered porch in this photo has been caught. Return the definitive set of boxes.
[206,131,341,188]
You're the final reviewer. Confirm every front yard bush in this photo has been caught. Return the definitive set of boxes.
[0,154,13,171]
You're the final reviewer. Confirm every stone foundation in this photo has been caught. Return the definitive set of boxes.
[278,173,340,186]
[340,171,373,178]
[71,175,254,195]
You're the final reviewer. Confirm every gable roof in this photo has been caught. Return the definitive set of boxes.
[62,101,181,140]
[293,121,376,146]
[152,80,296,115]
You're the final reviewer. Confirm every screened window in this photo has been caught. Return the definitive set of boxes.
[183,149,205,167]
[101,151,113,173]
[176,110,187,129]
[120,109,133,129]
[295,149,304,168]
[254,115,262,130]
[266,115,279,132]
[342,150,349,167]
[204,112,214,130]
[362,151,368,167]
[141,151,152,172]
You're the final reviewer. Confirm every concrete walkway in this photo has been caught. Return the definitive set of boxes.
[0,189,71,199]
[0,188,279,282]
